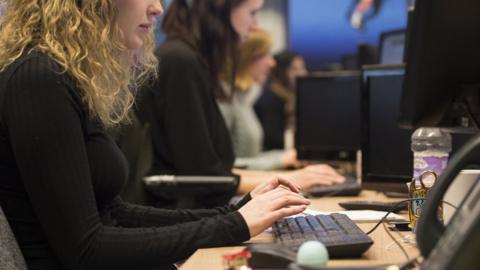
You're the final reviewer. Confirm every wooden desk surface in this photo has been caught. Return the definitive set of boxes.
[180,190,420,270]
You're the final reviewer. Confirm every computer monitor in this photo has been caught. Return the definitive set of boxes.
[357,43,378,68]
[362,65,411,187]
[362,65,473,191]
[340,43,378,71]
[296,71,361,161]
[398,0,480,130]
[378,29,406,65]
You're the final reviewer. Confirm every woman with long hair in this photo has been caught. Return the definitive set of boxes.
[255,51,308,151]
[0,1,310,269]
[218,29,298,170]
[137,0,344,209]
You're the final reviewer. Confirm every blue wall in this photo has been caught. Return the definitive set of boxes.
[289,0,408,69]
[155,0,173,46]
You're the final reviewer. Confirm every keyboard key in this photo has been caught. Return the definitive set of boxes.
[303,232,318,241]
[291,232,303,240]
[317,215,340,232]
[306,215,325,232]
[296,216,313,232]
[275,220,291,234]
[331,214,366,235]
[279,234,292,242]
[287,218,301,233]
[315,231,329,238]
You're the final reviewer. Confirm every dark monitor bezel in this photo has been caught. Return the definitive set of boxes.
[398,0,480,130]
[296,71,361,161]
[361,64,411,185]
[378,28,406,65]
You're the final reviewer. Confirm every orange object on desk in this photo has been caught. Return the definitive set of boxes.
[222,249,252,270]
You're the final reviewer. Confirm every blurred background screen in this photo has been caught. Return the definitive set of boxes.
[289,0,408,70]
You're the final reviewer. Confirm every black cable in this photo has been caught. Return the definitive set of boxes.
[462,96,480,129]
[383,230,423,269]
[383,225,424,269]
[383,220,410,260]
[366,198,457,235]
[366,199,414,235]
[399,257,421,270]
[359,198,457,268]
[442,200,458,210]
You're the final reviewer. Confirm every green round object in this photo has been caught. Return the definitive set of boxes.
[296,241,329,269]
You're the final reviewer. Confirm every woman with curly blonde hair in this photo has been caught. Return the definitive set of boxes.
[0,0,310,269]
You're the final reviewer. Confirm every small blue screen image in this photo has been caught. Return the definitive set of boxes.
[289,0,408,69]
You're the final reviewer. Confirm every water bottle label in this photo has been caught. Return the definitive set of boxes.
[410,187,428,231]
[408,170,443,233]
[413,153,449,187]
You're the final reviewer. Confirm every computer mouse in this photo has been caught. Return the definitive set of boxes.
[246,243,296,269]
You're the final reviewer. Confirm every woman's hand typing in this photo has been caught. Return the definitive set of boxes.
[238,187,310,237]
[289,164,345,190]
[250,176,301,198]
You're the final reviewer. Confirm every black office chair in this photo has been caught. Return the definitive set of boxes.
[113,110,154,205]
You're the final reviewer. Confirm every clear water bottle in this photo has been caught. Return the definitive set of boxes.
[411,128,452,186]
[409,128,451,231]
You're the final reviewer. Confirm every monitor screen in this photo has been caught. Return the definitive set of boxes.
[296,72,361,161]
[362,65,474,184]
[379,29,406,65]
[362,66,411,183]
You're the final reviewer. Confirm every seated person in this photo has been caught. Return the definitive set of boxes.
[255,51,308,150]
[137,0,345,209]
[0,0,310,269]
[218,29,299,170]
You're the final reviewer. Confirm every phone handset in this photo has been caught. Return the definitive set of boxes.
[416,134,480,257]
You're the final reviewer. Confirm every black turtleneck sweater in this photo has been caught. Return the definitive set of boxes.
[0,52,250,270]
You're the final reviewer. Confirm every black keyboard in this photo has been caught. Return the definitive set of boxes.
[339,200,408,213]
[272,213,373,257]
[307,176,362,197]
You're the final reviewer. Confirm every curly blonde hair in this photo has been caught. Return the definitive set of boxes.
[0,0,158,126]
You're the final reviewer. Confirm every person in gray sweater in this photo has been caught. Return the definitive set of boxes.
[219,30,338,175]
[218,30,294,170]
